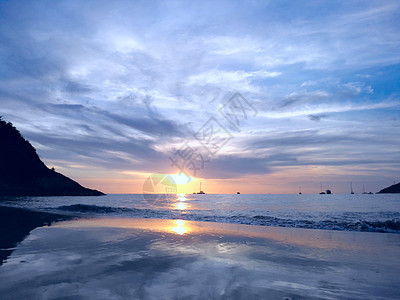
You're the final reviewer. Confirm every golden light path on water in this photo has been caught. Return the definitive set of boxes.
[174,193,188,211]
[172,193,188,234]
[175,202,187,210]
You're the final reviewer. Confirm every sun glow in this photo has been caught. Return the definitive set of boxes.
[168,173,193,185]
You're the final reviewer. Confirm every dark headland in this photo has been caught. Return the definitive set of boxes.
[378,182,400,194]
[0,117,104,196]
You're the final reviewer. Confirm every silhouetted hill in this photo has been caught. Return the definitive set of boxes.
[0,117,104,196]
[378,182,400,194]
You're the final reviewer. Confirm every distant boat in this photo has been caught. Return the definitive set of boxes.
[350,182,354,194]
[299,186,302,194]
[361,185,373,194]
[237,192,240,194]
[362,184,372,194]
[319,183,324,194]
[196,182,205,194]
[320,189,332,195]
[319,183,331,194]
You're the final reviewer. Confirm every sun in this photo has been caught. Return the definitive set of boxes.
[167,173,194,185]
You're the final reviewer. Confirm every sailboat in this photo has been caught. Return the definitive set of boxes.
[351,182,354,194]
[196,182,205,194]
[362,184,373,194]
[362,184,368,194]
[319,183,332,194]
[319,183,326,194]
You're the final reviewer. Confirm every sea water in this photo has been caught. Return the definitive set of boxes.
[2,193,400,233]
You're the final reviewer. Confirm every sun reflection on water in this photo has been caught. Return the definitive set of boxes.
[177,193,187,201]
[174,193,189,210]
[170,194,189,233]
[175,202,187,210]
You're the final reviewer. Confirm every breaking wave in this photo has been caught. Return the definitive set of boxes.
[54,204,400,234]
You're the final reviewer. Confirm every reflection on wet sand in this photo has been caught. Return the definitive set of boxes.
[55,217,392,251]
[0,217,399,299]
[171,220,187,235]
[0,206,72,266]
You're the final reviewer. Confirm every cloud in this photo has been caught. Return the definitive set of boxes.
[308,114,327,122]
[262,99,400,119]
[201,155,271,179]
[63,80,93,94]
[187,70,281,89]
[0,0,399,190]
[342,82,374,96]
[101,111,186,139]
[245,127,400,171]
[278,91,331,108]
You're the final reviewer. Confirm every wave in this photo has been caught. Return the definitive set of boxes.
[57,204,139,214]
[54,204,400,234]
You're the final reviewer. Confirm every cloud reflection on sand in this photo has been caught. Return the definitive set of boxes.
[0,218,399,299]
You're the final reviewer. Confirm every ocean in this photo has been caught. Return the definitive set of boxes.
[2,193,400,233]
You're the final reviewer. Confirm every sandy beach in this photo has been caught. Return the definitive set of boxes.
[1,215,399,299]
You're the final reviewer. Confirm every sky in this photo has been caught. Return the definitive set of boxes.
[0,0,399,194]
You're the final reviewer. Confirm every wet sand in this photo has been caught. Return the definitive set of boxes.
[0,217,399,299]
[0,205,73,265]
